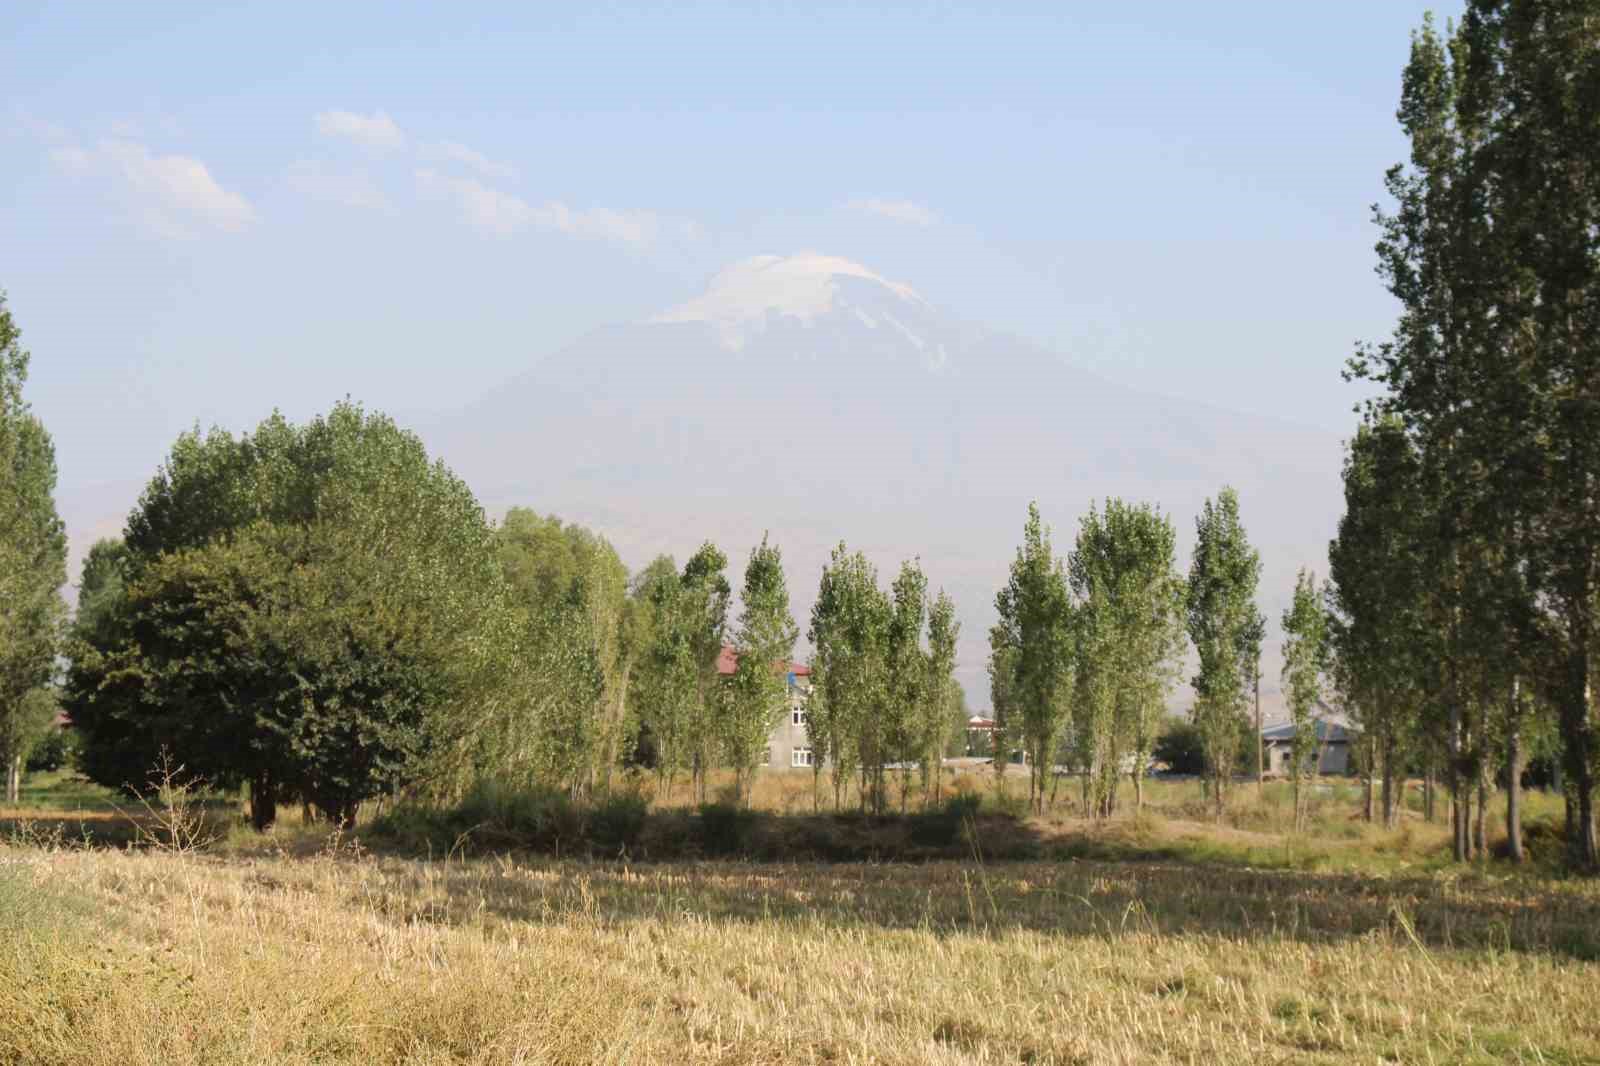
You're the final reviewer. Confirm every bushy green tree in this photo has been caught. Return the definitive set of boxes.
[67,403,510,827]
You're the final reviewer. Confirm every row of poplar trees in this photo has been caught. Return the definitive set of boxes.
[984,494,1276,821]
[1330,2,1600,869]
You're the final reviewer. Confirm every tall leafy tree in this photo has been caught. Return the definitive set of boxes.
[993,503,1073,814]
[884,559,929,811]
[1328,418,1427,831]
[1281,569,1331,831]
[1067,499,1187,816]
[922,590,961,804]
[0,294,67,803]
[494,510,629,797]
[723,535,798,806]
[1185,488,1263,820]
[680,543,730,803]
[808,544,888,811]
[1350,5,1600,865]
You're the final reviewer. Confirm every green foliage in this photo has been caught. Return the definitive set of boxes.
[808,543,891,811]
[494,509,629,798]
[67,402,510,826]
[1067,499,1187,815]
[883,559,929,810]
[924,591,962,775]
[1185,488,1263,818]
[634,544,729,803]
[1152,717,1206,776]
[993,503,1073,813]
[0,294,67,799]
[1281,569,1331,830]
[722,535,798,805]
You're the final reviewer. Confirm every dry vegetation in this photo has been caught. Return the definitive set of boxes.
[1,770,1596,1064]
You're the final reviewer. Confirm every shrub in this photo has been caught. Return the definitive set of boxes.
[1153,717,1206,775]
[590,790,650,853]
[456,781,586,852]
[697,802,757,856]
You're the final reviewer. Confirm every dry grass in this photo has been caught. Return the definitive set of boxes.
[3,838,1598,1065]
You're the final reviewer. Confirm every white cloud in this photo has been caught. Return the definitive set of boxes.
[284,159,388,210]
[847,198,937,227]
[421,140,516,180]
[314,109,405,151]
[50,138,257,235]
[416,169,698,246]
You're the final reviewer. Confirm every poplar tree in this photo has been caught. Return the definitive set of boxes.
[0,295,67,803]
[1281,569,1330,831]
[1185,488,1263,820]
[1068,499,1186,816]
[884,559,929,811]
[993,503,1073,814]
[922,590,961,805]
[1328,418,1427,830]
[723,535,798,806]
[808,544,887,811]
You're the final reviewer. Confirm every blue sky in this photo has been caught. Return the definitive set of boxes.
[3,1,1460,570]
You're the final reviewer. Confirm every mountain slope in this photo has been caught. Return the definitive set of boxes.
[425,253,1345,716]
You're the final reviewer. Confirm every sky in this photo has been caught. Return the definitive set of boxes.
[2,1,1463,580]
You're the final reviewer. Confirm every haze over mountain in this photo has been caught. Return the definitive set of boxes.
[427,252,1345,717]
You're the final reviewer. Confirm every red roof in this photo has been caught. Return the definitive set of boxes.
[716,644,810,677]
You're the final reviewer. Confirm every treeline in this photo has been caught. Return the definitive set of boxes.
[1329,4,1600,869]
[0,301,976,823]
[984,493,1288,822]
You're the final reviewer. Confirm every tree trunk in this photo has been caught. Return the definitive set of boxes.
[5,756,19,805]
[1423,760,1436,823]
[1362,735,1375,824]
[1133,768,1144,813]
[1506,717,1524,864]
[250,770,277,831]
[1450,693,1469,862]
[1474,772,1488,860]
[1255,656,1264,795]
[1381,733,1397,830]
[1559,649,1598,869]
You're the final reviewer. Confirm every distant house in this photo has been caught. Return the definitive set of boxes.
[964,715,997,756]
[715,646,816,769]
[1261,715,1353,776]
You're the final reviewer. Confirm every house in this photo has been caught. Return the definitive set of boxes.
[715,646,816,770]
[1260,715,1353,776]
[964,715,997,756]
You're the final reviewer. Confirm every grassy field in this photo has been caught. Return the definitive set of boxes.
[4,842,1598,1064]
[1,768,1594,1064]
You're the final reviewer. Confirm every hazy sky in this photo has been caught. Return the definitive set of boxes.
[3,1,1461,573]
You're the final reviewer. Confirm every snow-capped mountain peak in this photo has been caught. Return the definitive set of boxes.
[652,252,929,351]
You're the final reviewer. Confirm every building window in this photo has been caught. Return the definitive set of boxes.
[792,708,807,727]
[791,747,813,768]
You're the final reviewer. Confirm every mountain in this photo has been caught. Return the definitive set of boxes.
[425,252,1345,717]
